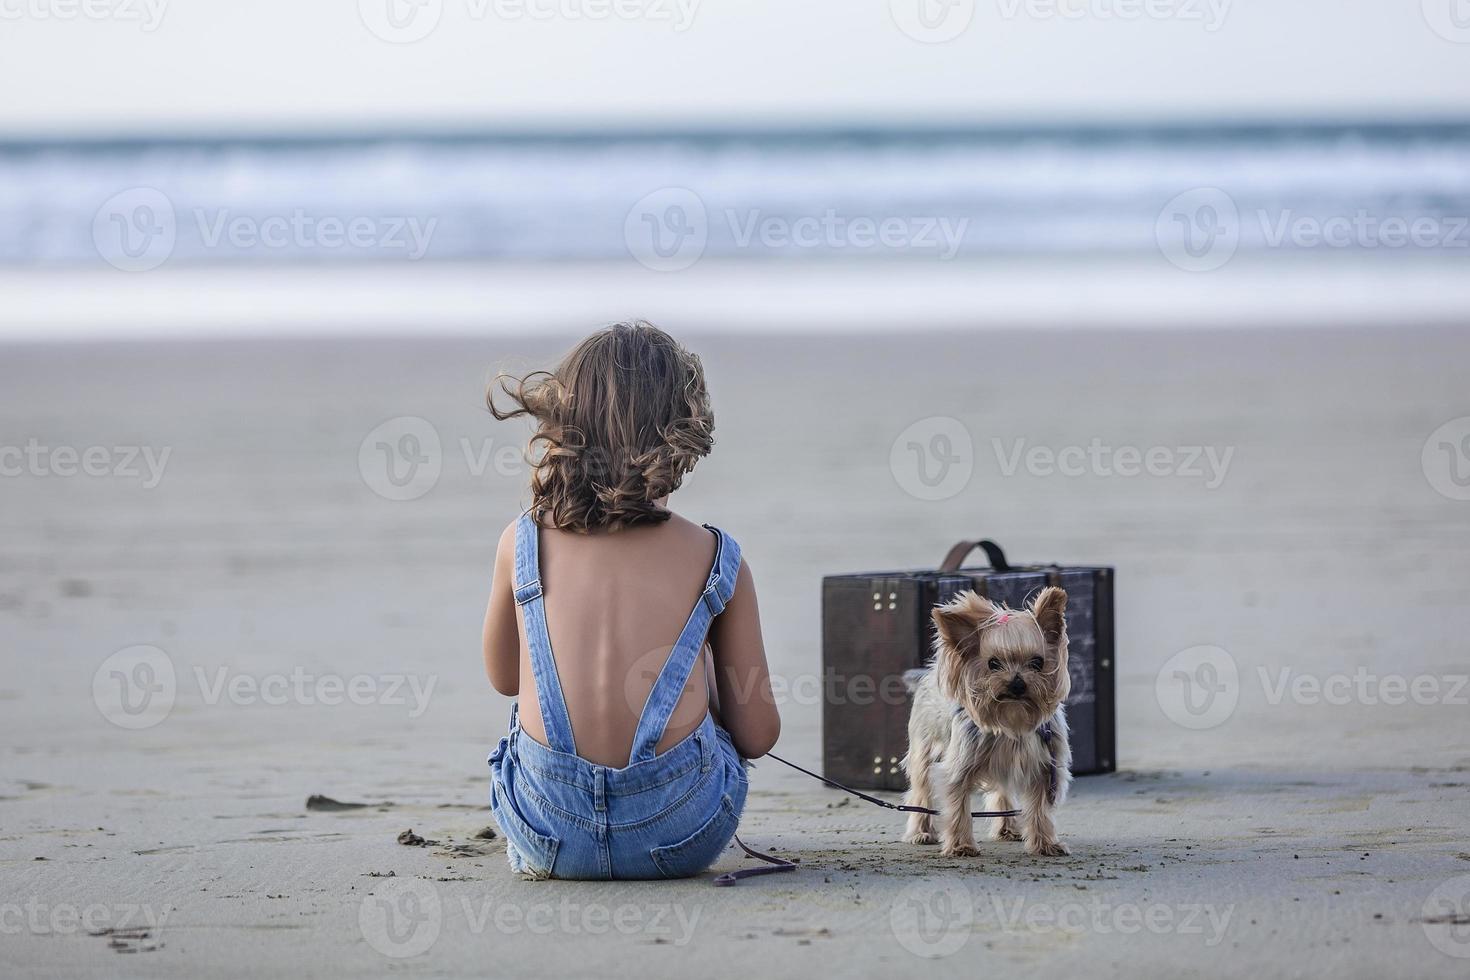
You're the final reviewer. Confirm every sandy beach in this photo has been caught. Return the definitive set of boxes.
[3,324,1469,978]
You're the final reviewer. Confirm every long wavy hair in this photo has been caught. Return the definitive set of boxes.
[487,321,714,532]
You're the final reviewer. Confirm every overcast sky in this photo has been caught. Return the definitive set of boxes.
[1,0,1468,136]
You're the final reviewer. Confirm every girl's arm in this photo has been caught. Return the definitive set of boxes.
[482,522,520,695]
[708,558,781,758]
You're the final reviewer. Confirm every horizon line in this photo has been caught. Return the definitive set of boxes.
[4,115,1470,151]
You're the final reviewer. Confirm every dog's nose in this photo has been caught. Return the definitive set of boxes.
[1007,676,1027,697]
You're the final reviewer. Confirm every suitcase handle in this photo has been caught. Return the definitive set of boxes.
[939,539,1012,573]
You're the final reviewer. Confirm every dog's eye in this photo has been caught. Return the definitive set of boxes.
[987,658,1002,671]
[1027,658,1044,671]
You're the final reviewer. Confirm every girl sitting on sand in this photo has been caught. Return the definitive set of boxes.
[482,321,780,879]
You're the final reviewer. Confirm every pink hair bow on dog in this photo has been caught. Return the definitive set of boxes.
[996,612,1012,624]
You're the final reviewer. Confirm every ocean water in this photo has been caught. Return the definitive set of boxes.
[2,123,1470,266]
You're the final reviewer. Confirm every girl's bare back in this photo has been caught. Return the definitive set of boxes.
[484,511,777,767]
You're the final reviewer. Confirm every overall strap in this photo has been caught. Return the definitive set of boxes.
[512,511,577,755]
[627,525,742,764]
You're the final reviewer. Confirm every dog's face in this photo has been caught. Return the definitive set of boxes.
[932,587,1070,735]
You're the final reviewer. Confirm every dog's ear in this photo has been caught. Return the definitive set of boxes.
[1029,586,1068,647]
[932,591,998,655]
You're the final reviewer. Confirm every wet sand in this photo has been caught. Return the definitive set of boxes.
[2,326,1468,977]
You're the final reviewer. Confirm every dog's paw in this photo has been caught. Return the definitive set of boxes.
[940,842,981,858]
[903,831,938,846]
[1025,838,1070,857]
[992,825,1023,843]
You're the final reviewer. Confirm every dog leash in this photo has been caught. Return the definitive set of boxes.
[712,835,798,885]
[712,751,1025,886]
[763,751,1024,819]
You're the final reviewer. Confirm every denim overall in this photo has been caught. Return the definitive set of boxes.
[487,513,749,879]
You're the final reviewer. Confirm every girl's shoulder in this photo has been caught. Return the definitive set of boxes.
[653,513,743,560]
[495,510,734,557]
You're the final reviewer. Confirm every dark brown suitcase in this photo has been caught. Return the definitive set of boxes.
[821,539,1115,791]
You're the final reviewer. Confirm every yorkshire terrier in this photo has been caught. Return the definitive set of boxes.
[901,587,1073,858]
